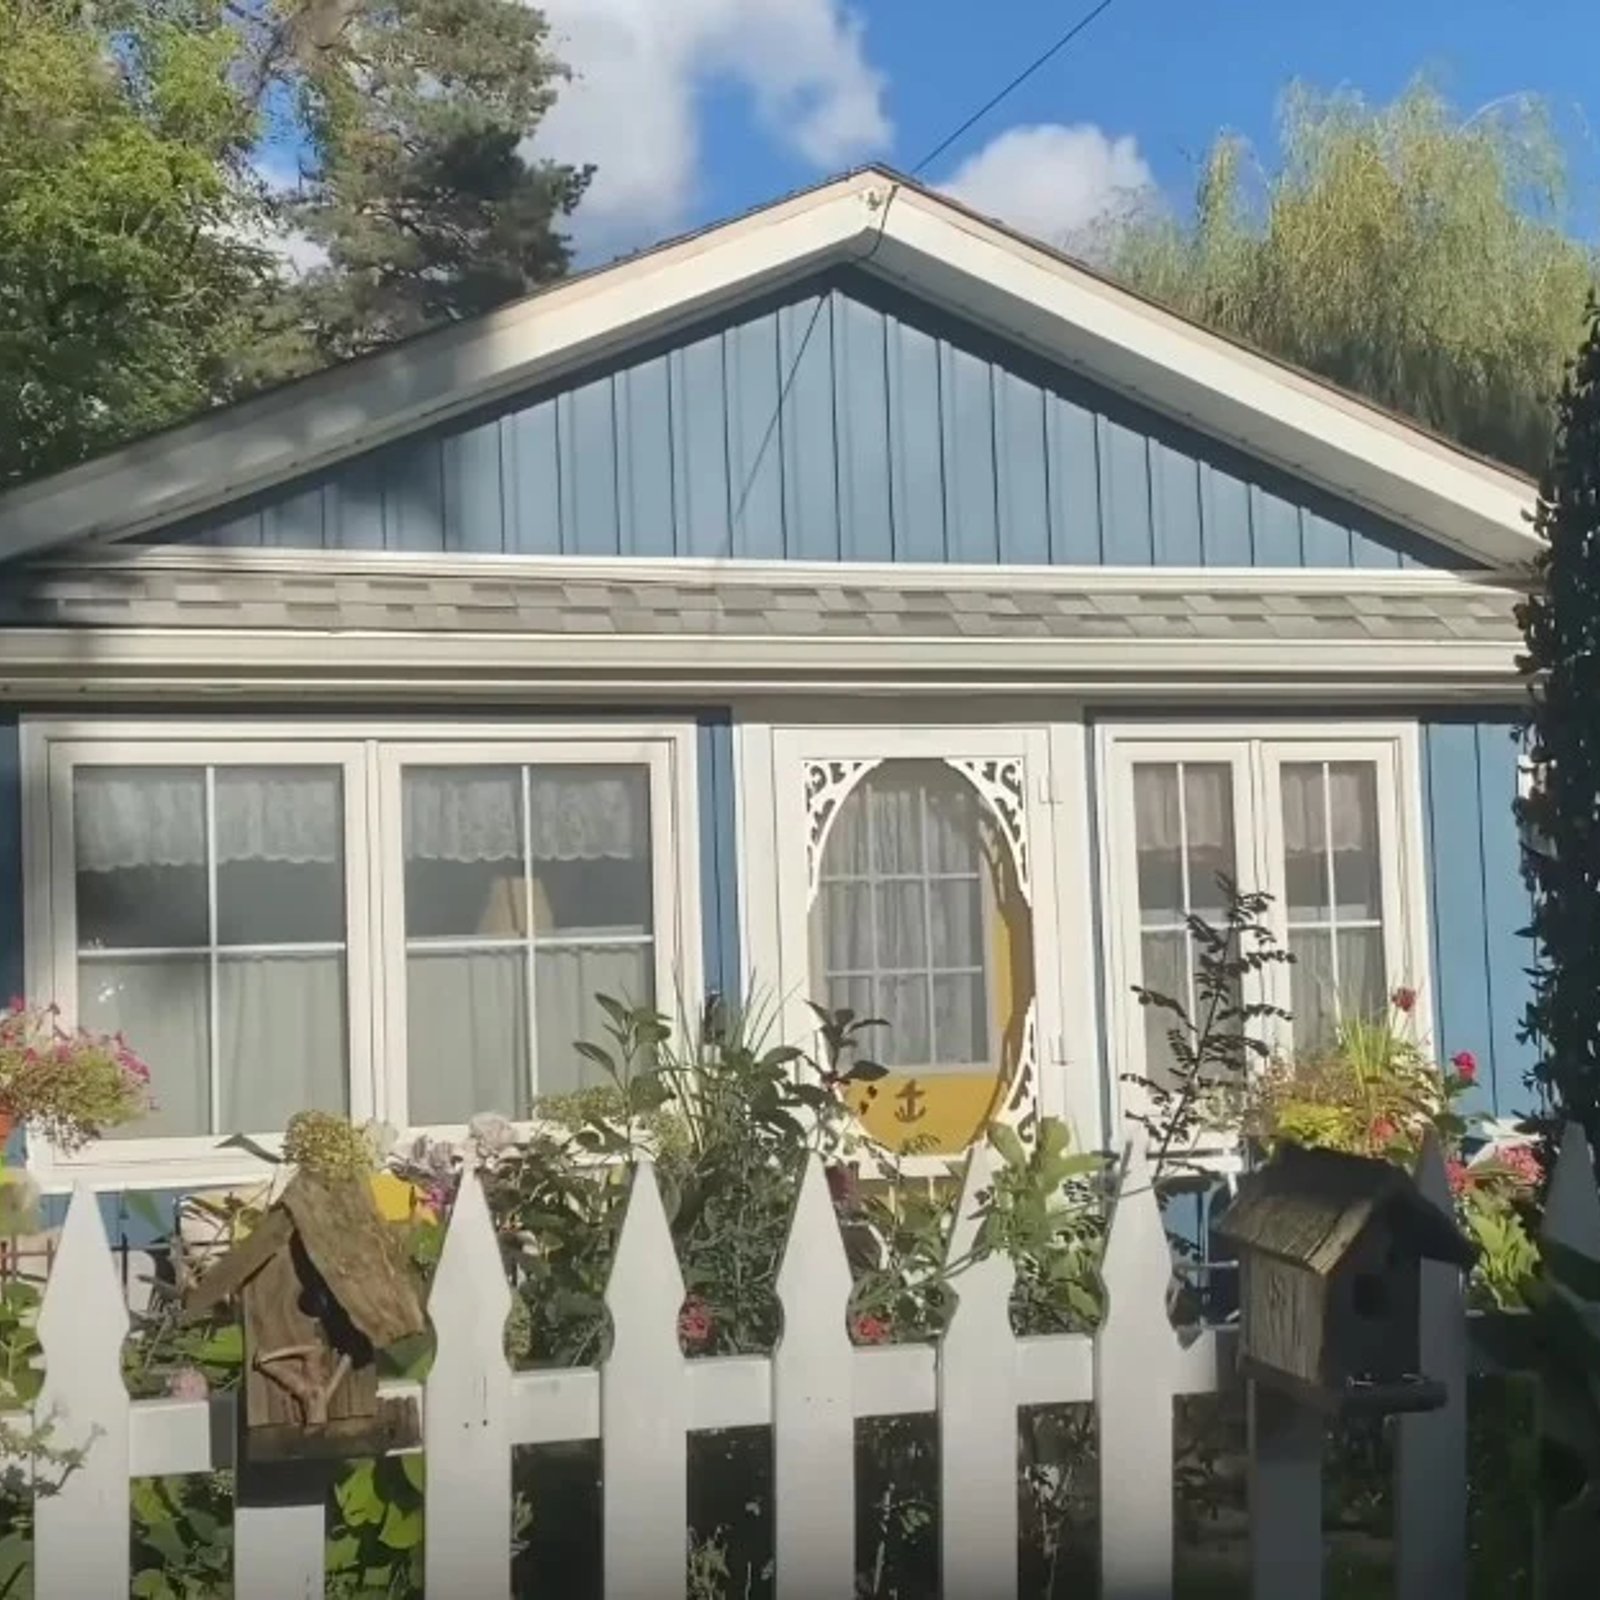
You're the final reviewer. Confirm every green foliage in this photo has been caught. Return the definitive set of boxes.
[267,0,588,364]
[1112,79,1598,473]
[0,0,272,486]
[129,1474,234,1600]
[1518,295,1600,1153]
[1124,877,1293,1176]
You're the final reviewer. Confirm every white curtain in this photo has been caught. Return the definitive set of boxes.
[402,768,648,864]
[812,765,993,1072]
[74,768,343,871]
[407,950,530,1123]
[84,952,346,1138]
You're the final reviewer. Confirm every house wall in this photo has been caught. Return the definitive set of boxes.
[1420,715,1535,1122]
[156,271,1467,572]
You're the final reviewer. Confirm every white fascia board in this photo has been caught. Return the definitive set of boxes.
[872,192,1541,568]
[0,626,1522,701]
[0,183,882,559]
[47,543,1530,597]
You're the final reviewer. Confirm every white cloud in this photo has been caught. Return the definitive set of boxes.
[533,0,891,258]
[938,123,1154,257]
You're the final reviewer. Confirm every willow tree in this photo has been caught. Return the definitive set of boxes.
[1112,81,1598,474]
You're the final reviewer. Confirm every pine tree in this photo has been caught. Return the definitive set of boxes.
[1517,297,1600,1149]
[271,0,590,363]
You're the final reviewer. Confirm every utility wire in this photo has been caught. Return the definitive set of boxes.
[731,1,1120,535]
[912,0,1120,177]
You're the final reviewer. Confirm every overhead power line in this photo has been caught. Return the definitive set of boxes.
[911,0,1121,177]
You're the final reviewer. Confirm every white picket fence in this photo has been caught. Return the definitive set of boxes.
[10,1126,1600,1599]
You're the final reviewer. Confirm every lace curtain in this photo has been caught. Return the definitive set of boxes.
[74,765,648,872]
[1132,761,1377,854]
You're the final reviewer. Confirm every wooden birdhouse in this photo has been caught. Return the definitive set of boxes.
[1212,1144,1475,1416]
[184,1171,427,1462]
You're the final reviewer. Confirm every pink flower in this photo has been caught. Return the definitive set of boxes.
[1445,1158,1472,1196]
[1391,986,1417,1015]
[166,1367,209,1402]
[1451,1051,1478,1085]
[678,1296,715,1350]
[5,997,22,1016]
[1369,1117,1398,1147]
[852,1313,892,1345]
[1497,1143,1543,1190]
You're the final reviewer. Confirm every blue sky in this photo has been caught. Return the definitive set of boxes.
[526,0,1600,265]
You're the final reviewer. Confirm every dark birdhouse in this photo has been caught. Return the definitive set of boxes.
[1212,1144,1476,1416]
[184,1172,427,1461]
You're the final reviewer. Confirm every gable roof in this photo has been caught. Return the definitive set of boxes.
[1215,1146,1475,1275]
[0,167,1542,570]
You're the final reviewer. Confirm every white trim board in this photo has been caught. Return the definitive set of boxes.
[0,170,1540,569]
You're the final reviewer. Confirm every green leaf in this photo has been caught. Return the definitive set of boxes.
[125,1191,169,1235]
[399,1452,426,1494]
[325,1534,362,1572]
[988,1124,1028,1171]
[379,1499,425,1551]
[334,1461,384,1527]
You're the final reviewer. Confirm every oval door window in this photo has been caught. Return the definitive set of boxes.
[808,758,1035,1154]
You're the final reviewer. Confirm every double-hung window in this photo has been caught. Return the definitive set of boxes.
[26,720,698,1189]
[1100,723,1427,1119]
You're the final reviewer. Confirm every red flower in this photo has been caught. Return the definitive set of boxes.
[1391,986,1417,1015]
[852,1313,891,1345]
[825,1164,859,1205]
[1445,1158,1472,1196]
[1368,1117,1397,1147]
[678,1296,715,1350]
[1451,1051,1478,1084]
[1497,1143,1542,1190]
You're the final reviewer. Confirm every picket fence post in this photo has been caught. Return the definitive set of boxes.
[773,1154,855,1600]
[1096,1136,1182,1599]
[426,1156,514,1597]
[1536,1123,1600,1600]
[940,1145,1019,1600]
[32,1185,130,1600]
[602,1160,688,1600]
[1395,1131,1468,1599]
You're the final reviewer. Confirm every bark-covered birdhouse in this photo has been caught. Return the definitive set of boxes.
[1213,1144,1475,1416]
[184,1171,427,1461]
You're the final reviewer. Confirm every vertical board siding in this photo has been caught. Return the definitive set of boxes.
[164,275,1466,570]
[1422,718,1534,1121]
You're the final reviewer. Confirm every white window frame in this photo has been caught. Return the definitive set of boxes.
[22,717,701,1191]
[1097,719,1432,1147]
[737,706,1103,1168]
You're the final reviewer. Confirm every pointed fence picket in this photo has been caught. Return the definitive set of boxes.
[10,1126,1600,1597]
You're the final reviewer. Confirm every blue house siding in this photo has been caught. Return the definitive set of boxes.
[1421,717,1535,1122]
[158,272,1466,571]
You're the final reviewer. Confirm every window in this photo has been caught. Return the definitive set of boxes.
[27,721,697,1187]
[1102,725,1425,1115]
[811,760,1019,1073]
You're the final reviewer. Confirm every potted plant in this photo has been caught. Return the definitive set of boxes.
[0,998,151,1155]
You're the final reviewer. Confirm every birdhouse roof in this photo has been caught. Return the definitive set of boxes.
[184,1172,426,1348]
[1214,1145,1475,1276]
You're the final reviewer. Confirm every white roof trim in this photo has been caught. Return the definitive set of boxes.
[0,169,1541,569]
[0,625,1522,704]
[37,541,1525,598]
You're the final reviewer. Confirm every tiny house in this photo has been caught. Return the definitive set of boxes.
[0,168,1538,1213]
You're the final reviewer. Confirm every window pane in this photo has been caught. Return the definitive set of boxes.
[925,782,980,874]
[529,767,653,937]
[875,881,928,969]
[1185,765,1236,919]
[80,955,209,1138]
[74,768,207,949]
[1133,765,1184,922]
[819,881,872,972]
[932,973,987,1064]
[534,943,654,1096]
[403,767,524,939]
[1329,763,1383,922]
[928,878,983,968]
[1336,928,1387,1022]
[407,949,529,1123]
[1281,764,1330,920]
[1139,929,1187,1090]
[878,975,931,1065]
[1289,928,1336,1050]
[215,768,345,945]
[218,953,347,1130]
[866,780,924,875]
